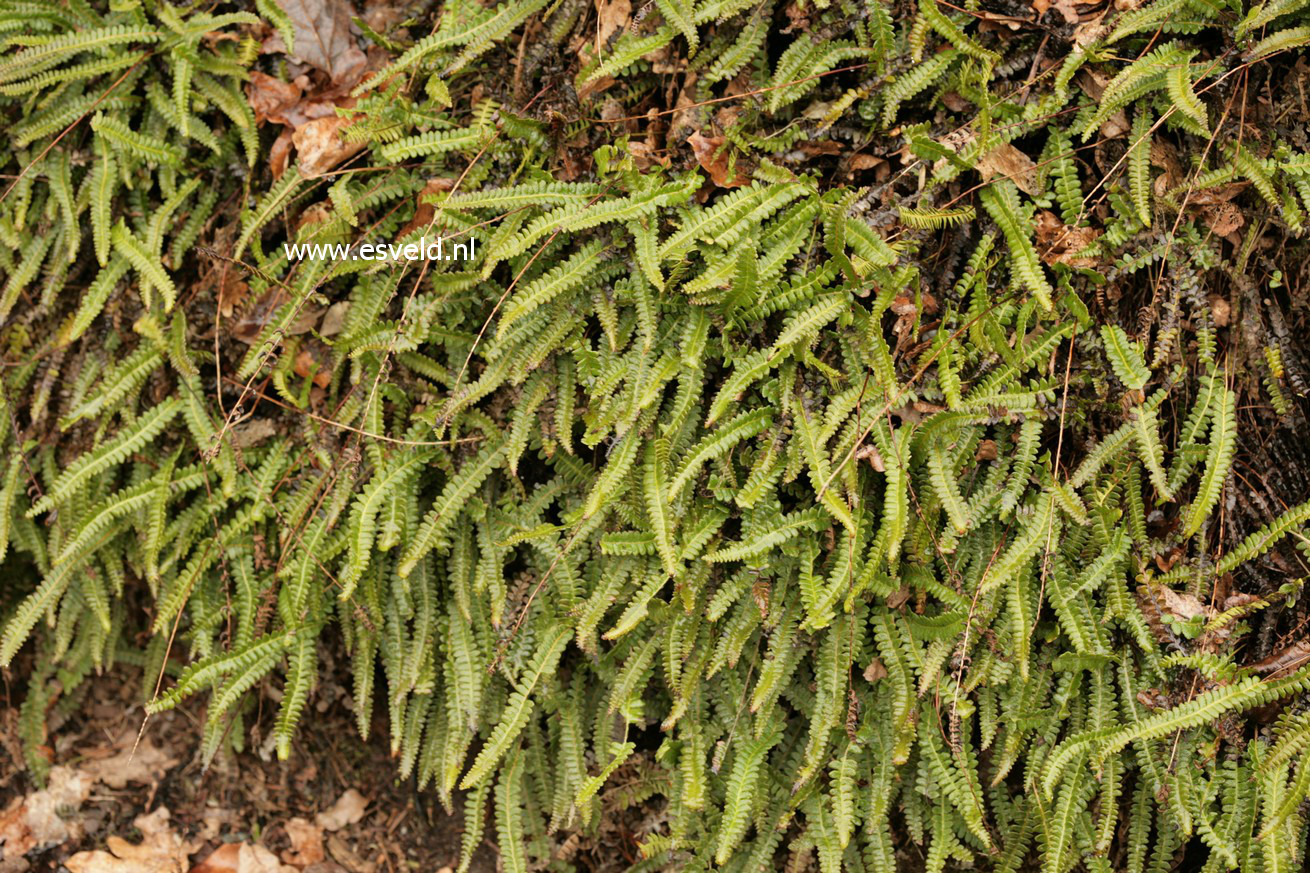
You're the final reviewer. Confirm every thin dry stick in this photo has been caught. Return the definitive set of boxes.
[585,62,873,124]
[216,374,488,446]
[1035,325,1079,623]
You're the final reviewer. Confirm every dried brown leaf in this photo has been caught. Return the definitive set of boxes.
[1034,210,1102,268]
[1189,182,1250,205]
[269,128,295,181]
[292,115,364,178]
[0,767,93,869]
[281,818,325,868]
[1099,110,1130,139]
[688,131,749,188]
[855,442,885,471]
[1250,641,1310,677]
[595,0,631,47]
[314,790,367,832]
[668,72,699,143]
[275,0,368,87]
[863,659,887,682]
[626,141,669,170]
[230,290,320,344]
[232,419,279,448]
[293,349,332,388]
[191,842,296,873]
[975,143,1039,195]
[395,177,456,239]
[248,73,304,126]
[80,731,179,789]
[324,834,374,873]
[1201,201,1245,238]
[1209,295,1231,327]
[1143,584,1207,622]
[849,153,884,172]
[65,808,196,873]
[319,302,351,337]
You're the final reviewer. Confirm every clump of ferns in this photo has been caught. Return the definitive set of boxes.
[7,2,1310,872]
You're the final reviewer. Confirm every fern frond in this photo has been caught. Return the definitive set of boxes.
[459,625,569,789]
[980,180,1053,309]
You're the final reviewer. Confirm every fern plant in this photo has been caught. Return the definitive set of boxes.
[4,1,1310,871]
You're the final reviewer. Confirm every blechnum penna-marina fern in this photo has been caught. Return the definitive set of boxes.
[4,0,1310,870]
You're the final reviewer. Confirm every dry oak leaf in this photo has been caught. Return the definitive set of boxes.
[1224,592,1262,611]
[1251,640,1310,678]
[293,115,364,178]
[190,842,296,873]
[796,140,844,157]
[269,127,296,180]
[0,801,34,870]
[1076,68,1110,100]
[668,71,700,143]
[1149,139,1186,195]
[849,153,885,172]
[190,844,242,873]
[361,0,406,33]
[230,289,320,344]
[574,0,629,79]
[1033,0,1102,25]
[939,91,971,113]
[293,349,332,389]
[595,0,632,47]
[80,731,180,789]
[975,143,1039,195]
[66,808,197,873]
[782,0,811,32]
[395,177,457,239]
[314,790,368,832]
[855,441,884,471]
[626,140,670,171]
[976,10,1027,31]
[688,131,750,188]
[1143,584,1208,623]
[248,72,304,126]
[282,818,326,867]
[297,202,334,234]
[275,0,368,88]
[1034,210,1102,268]
[218,269,252,320]
[1,767,94,870]
[319,301,351,337]
[1188,181,1250,206]
[1209,294,1231,327]
[248,73,342,131]
[576,73,616,102]
[232,419,279,448]
[1200,201,1245,239]
[1152,547,1181,573]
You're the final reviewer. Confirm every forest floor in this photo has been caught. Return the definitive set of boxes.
[1,665,496,873]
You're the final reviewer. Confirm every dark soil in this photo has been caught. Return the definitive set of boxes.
[1,664,496,873]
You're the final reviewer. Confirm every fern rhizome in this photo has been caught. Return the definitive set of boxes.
[4,0,1310,871]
